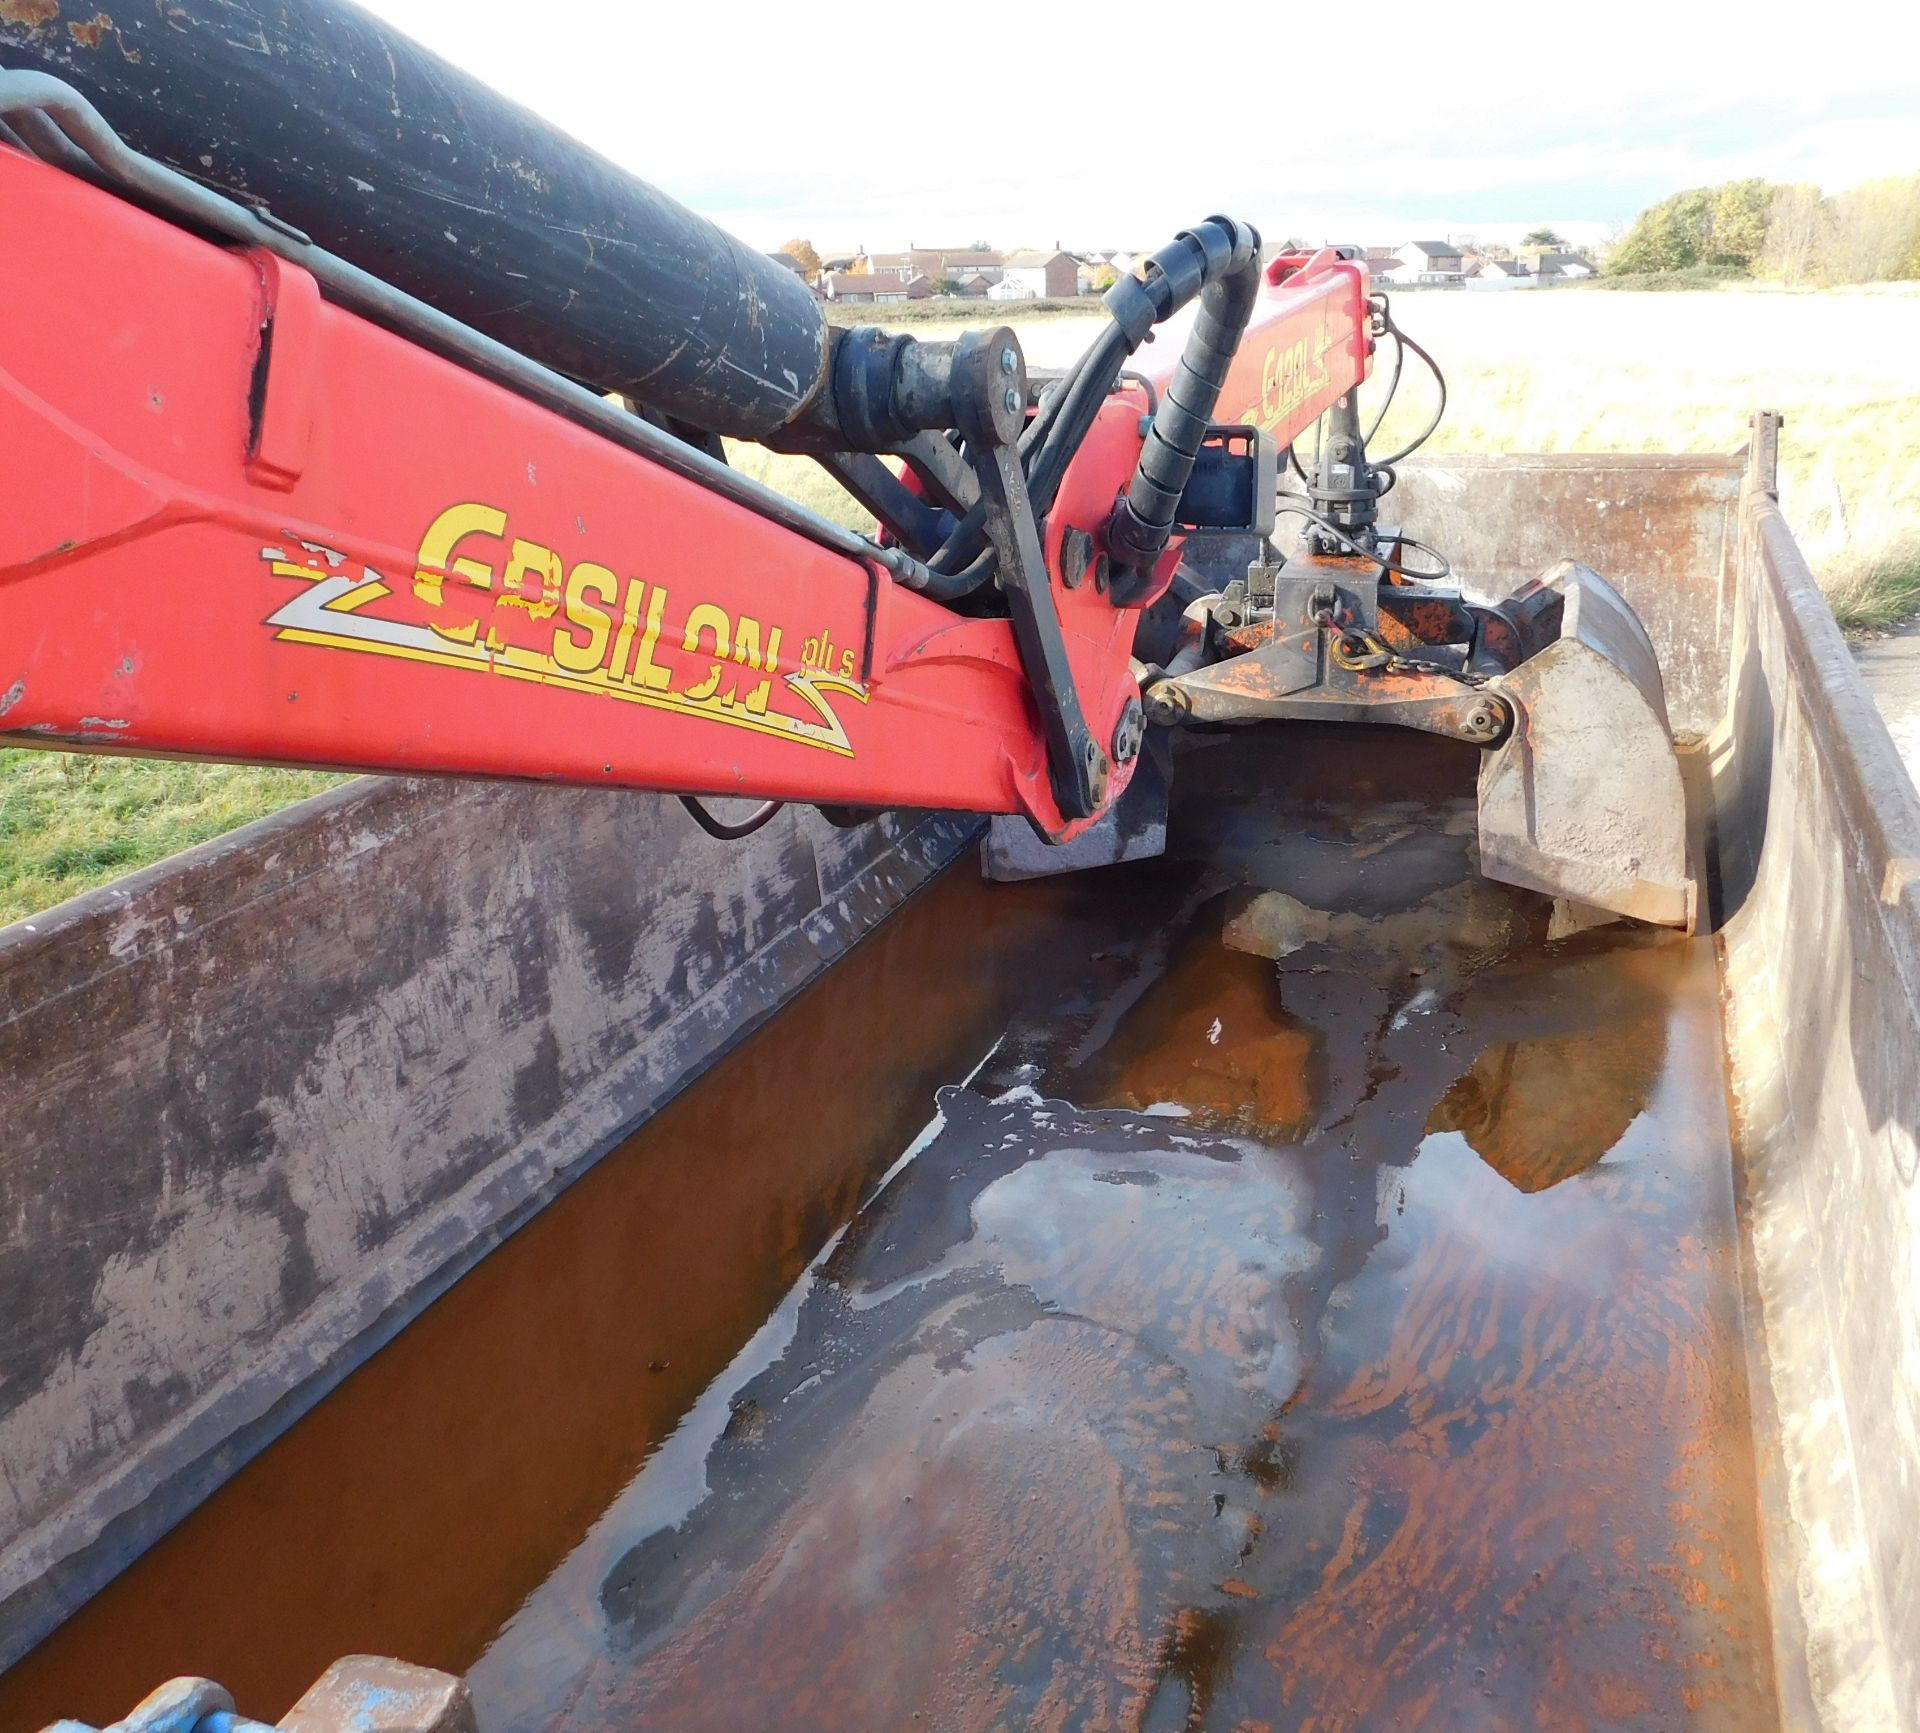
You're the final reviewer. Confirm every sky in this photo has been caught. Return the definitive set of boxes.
[359,0,1920,255]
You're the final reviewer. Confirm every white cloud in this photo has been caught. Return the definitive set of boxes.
[361,0,1920,250]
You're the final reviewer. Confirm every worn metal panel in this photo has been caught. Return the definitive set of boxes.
[1394,454,1742,739]
[0,779,976,1670]
[1717,484,1920,1732]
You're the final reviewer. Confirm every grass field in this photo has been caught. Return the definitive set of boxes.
[1360,287,1920,629]
[740,286,1920,627]
[5,287,1916,923]
[0,754,347,927]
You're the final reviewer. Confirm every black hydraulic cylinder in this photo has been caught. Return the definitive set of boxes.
[0,0,829,440]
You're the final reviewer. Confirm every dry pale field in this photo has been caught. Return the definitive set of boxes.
[1361,287,1920,591]
[736,286,1920,620]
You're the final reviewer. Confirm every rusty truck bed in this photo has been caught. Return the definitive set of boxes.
[5,440,1915,1732]
[0,732,1778,1732]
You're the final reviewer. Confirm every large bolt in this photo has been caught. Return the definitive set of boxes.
[1080,736,1112,809]
[1112,696,1146,765]
[1460,695,1511,744]
[1142,681,1191,726]
[999,346,1018,376]
[1002,386,1022,416]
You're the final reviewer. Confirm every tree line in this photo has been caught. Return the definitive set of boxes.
[1609,174,1920,284]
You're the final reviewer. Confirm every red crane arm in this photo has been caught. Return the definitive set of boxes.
[0,144,1368,837]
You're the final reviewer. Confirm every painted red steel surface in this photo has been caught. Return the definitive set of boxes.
[0,146,1366,831]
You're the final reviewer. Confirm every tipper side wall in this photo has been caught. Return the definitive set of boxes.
[0,785,977,1669]
[1716,481,1920,1733]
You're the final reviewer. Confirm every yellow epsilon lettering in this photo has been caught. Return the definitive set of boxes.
[683,602,731,659]
[681,601,731,703]
[413,502,505,602]
[734,624,780,714]
[553,561,618,673]
[608,579,645,681]
[501,539,564,623]
[630,583,672,691]
[414,501,506,644]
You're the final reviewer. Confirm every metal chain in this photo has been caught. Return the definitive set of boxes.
[1327,623,1493,688]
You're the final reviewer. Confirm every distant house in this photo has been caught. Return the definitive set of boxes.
[823,273,877,303]
[990,249,1081,300]
[861,247,1006,283]
[769,251,811,280]
[1376,241,1466,285]
[958,273,996,297]
[911,247,1003,281]
[1532,251,1596,281]
[824,272,932,304]
[1467,257,1532,289]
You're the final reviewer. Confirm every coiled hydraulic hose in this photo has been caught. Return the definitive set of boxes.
[1105,219,1262,583]
[915,218,1261,600]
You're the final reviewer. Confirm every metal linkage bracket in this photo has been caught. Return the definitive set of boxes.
[955,331,1109,823]
[1144,552,1520,747]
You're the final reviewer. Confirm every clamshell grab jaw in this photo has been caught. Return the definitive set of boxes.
[1477,561,1697,931]
[991,559,1698,938]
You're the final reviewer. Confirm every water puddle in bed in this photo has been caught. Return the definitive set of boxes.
[0,732,1778,1733]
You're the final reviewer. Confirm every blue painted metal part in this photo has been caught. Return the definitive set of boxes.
[36,1678,276,1733]
[37,1659,473,1733]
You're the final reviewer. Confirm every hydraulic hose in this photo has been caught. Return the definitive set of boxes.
[0,0,830,440]
[917,218,1259,598]
[1105,219,1262,580]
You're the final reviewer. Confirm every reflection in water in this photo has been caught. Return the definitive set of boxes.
[1095,939,1320,1140]
[463,740,1775,1732]
[1429,945,1675,1193]
[0,733,1778,1733]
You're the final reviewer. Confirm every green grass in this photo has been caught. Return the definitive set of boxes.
[1578,265,1751,292]
[823,295,1095,327]
[0,752,346,927]
[1820,539,1920,633]
[725,443,873,531]
[1353,289,1920,599]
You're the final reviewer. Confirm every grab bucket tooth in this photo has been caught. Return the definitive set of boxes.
[1477,561,1696,931]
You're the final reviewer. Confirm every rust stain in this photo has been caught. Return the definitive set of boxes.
[1094,937,1320,1137]
[1,733,1778,1733]
[0,0,59,26]
[65,8,111,45]
[453,740,1772,1730]
[0,864,1102,1730]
